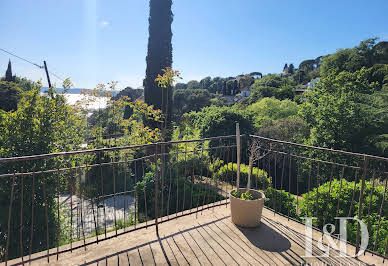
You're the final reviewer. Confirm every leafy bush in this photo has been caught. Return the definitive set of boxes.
[135,171,225,220]
[213,163,270,189]
[300,179,388,255]
[185,105,254,138]
[264,187,298,219]
[231,190,254,200]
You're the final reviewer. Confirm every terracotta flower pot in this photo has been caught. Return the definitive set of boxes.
[230,188,266,228]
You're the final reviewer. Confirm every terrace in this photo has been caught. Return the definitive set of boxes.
[1,134,388,265]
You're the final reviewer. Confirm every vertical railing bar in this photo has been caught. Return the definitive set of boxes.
[78,167,86,250]
[76,192,79,240]
[167,152,173,219]
[355,157,369,255]
[322,164,335,231]
[99,151,107,238]
[196,144,205,217]
[123,156,127,232]
[279,153,286,214]
[189,147,195,210]
[134,160,138,229]
[373,178,388,252]
[334,167,345,233]
[213,140,222,210]
[88,164,99,244]
[181,143,187,214]
[112,157,118,236]
[225,142,230,207]
[202,150,211,214]
[348,168,360,217]
[175,148,179,217]
[314,162,320,219]
[384,236,388,262]
[236,126,241,191]
[255,157,259,190]
[28,171,35,264]
[43,175,50,262]
[231,141,236,191]
[307,162,312,215]
[222,141,228,199]
[160,144,165,219]
[366,171,376,236]
[154,144,159,236]
[5,171,16,266]
[20,169,25,265]
[56,168,60,260]
[142,159,148,228]
[295,158,300,216]
[267,144,273,215]
[273,151,277,214]
[287,155,292,220]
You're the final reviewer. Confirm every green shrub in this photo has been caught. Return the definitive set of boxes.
[300,178,388,255]
[264,187,298,219]
[231,190,254,200]
[213,162,270,189]
[135,171,226,220]
[300,179,388,227]
[172,155,210,177]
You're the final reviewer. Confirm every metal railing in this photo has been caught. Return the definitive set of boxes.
[0,135,239,265]
[1,133,388,264]
[249,134,388,261]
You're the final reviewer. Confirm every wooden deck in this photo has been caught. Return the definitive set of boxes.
[8,204,387,265]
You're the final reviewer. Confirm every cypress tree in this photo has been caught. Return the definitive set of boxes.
[5,60,14,82]
[144,0,173,112]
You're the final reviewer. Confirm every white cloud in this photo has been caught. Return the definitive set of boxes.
[100,20,109,27]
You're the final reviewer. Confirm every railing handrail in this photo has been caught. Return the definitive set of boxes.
[250,134,388,162]
[0,134,241,163]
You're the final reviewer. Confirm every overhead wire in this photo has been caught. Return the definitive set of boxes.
[0,48,66,82]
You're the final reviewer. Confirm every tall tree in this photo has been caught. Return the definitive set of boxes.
[144,0,173,113]
[5,60,14,82]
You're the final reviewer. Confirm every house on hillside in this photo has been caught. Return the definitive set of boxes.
[240,90,251,97]
[307,77,320,88]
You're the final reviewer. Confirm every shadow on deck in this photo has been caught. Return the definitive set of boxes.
[9,203,386,266]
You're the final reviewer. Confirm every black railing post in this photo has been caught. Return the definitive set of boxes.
[154,143,159,236]
[355,156,368,256]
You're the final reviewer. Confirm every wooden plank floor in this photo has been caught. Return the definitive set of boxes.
[7,204,387,266]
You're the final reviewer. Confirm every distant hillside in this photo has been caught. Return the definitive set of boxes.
[40,87,119,96]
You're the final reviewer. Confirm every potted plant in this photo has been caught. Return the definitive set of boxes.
[230,123,266,227]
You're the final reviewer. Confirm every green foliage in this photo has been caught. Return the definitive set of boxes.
[14,76,41,91]
[115,212,137,230]
[0,81,22,111]
[241,191,254,200]
[320,38,378,77]
[249,74,296,102]
[247,98,299,130]
[0,88,86,260]
[300,179,388,254]
[186,80,201,90]
[0,88,85,157]
[172,89,212,118]
[300,67,388,156]
[231,190,254,200]
[135,171,225,220]
[213,162,270,189]
[264,187,298,219]
[112,86,143,118]
[185,105,253,138]
[257,117,309,143]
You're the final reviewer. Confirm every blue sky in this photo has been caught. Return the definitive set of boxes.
[0,0,387,90]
